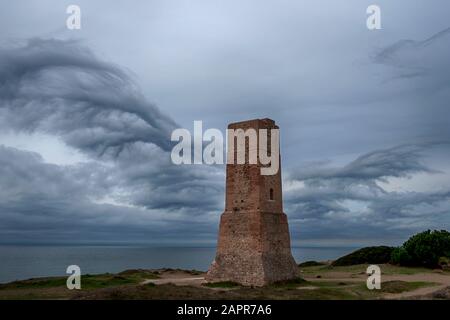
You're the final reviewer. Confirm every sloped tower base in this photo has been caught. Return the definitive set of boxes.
[206,211,299,287]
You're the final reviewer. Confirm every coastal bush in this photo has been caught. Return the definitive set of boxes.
[392,230,450,268]
[331,246,394,266]
[203,281,240,288]
[438,256,449,267]
[271,277,307,288]
[390,247,413,266]
[298,261,326,267]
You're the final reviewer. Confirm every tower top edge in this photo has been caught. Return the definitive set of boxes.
[227,118,277,129]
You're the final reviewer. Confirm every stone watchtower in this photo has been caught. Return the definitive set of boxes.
[206,118,298,286]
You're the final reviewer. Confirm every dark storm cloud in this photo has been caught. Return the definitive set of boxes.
[370,27,450,151]
[0,37,223,210]
[374,27,450,84]
[285,144,450,242]
[291,144,435,182]
[0,145,108,239]
[0,39,224,243]
[0,1,450,246]
[0,145,221,244]
[111,143,224,213]
[0,38,177,156]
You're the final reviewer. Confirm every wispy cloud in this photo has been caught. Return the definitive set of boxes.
[285,143,450,242]
[0,5,450,246]
[0,39,224,244]
[374,27,450,87]
[0,38,177,156]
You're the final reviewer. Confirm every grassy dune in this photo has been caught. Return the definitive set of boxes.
[300,263,432,275]
[0,264,447,300]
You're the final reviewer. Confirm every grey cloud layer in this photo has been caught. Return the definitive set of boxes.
[0,145,221,244]
[0,1,450,245]
[0,34,449,244]
[374,27,450,85]
[291,144,435,182]
[0,38,177,156]
[0,39,224,243]
[285,144,450,242]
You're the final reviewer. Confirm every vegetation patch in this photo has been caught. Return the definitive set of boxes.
[203,281,240,288]
[271,277,307,288]
[298,261,326,267]
[391,230,450,268]
[0,277,67,290]
[81,274,136,289]
[431,286,450,299]
[187,270,204,275]
[117,269,160,280]
[379,281,431,293]
[332,246,394,266]
[0,270,159,292]
[159,268,204,275]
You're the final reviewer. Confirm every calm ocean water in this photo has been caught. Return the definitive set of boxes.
[0,246,358,283]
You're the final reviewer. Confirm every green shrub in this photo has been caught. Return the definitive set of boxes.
[438,257,450,266]
[390,247,412,266]
[332,246,394,266]
[204,281,240,288]
[271,277,307,288]
[392,230,450,268]
[298,261,325,267]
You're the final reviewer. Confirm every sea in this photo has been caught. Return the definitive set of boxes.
[0,245,359,283]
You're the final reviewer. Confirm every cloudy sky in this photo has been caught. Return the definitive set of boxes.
[0,0,449,246]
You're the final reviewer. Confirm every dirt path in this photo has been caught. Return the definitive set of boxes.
[142,277,205,286]
[141,270,450,299]
[304,272,450,299]
[382,273,450,299]
[142,270,206,286]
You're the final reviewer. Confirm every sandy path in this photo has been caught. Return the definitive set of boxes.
[304,272,450,299]
[142,271,206,286]
[142,277,205,286]
[141,270,450,299]
[382,273,450,299]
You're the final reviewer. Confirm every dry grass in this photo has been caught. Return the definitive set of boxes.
[0,265,444,300]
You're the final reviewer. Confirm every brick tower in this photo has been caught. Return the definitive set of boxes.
[206,118,298,286]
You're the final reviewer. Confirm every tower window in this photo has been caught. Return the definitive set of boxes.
[269,188,274,201]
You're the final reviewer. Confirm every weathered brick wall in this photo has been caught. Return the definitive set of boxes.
[206,118,298,286]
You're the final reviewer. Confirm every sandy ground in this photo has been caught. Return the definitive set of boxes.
[142,270,206,286]
[302,271,450,299]
[142,269,450,299]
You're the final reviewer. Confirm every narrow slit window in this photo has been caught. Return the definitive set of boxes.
[269,188,274,201]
